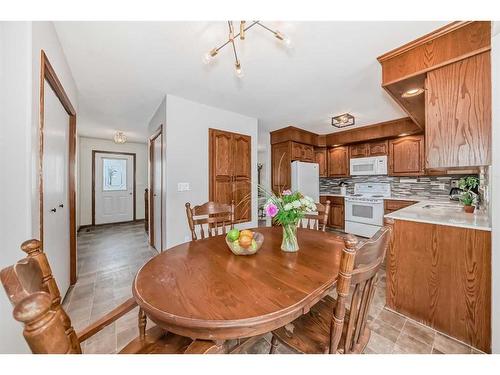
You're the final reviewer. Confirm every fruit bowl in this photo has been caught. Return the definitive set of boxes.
[225,230,264,256]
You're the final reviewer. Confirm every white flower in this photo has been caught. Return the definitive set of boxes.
[284,203,293,211]
[292,200,301,208]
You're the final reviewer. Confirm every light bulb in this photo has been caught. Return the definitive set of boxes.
[283,36,293,49]
[202,52,213,65]
[235,62,244,78]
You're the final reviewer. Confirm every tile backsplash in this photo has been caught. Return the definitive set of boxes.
[320,175,478,201]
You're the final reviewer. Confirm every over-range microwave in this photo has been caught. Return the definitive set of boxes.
[350,156,388,176]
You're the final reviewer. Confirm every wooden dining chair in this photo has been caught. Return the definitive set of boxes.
[269,222,392,354]
[298,200,331,231]
[185,201,234,241]
[0,239,225,354]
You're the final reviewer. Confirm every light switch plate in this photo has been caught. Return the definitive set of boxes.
[177,182,190,192]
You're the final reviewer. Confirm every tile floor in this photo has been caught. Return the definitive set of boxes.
[63,222,481,354]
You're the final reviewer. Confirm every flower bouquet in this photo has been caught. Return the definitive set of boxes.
[264,189,317,252]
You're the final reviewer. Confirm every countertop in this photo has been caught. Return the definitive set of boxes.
[319,193,451,204]
[384,200,491,231]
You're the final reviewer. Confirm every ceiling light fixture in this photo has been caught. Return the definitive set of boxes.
[203,21,292,78]
[331,113,355,128]
[113,131,127,144]
[401,88,424,98]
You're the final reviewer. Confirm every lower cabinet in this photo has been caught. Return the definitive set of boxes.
[320,196,344,230]
[384,199,417,215]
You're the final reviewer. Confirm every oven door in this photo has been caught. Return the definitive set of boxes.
[345,200,384,226]
[350,157,377,175]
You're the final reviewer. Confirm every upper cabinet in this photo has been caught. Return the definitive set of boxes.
[378,21,491,169]
[426,52,491,168]
[328,146,349,177]
[291,142,314,162]
[314,147,328,177]
[349,140,388,158]
[388,135,425,176]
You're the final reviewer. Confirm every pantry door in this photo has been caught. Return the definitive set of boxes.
[93,151,136,225]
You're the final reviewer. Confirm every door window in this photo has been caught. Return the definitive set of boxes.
[103,158,127,191]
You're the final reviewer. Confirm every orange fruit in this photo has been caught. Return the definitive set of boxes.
[238,235,252,248]
[240,229,254,238]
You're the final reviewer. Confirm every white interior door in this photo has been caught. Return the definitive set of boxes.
[152,135,162,251]
[95,153,134,225]
[43,80,70,296]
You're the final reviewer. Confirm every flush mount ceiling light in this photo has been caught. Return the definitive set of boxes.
[113,131,127,144]
[331,113,355,128]
[203,21,292,78]
[401,88,425,98]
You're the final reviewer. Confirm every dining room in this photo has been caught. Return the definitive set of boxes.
[2,1,500,374]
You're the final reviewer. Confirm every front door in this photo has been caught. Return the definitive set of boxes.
[94,152,134,225]
[43,80,71,296]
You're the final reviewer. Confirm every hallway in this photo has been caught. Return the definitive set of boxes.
[62,221,157,353]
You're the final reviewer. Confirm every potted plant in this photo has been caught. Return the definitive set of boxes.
[458,176,479,213]
[263,189,316,252]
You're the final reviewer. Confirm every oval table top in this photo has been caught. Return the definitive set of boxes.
[133,227,346,340]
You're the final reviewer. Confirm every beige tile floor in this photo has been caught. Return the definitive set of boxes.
[63,222,481,354]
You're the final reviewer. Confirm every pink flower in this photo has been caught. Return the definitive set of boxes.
[265,203,278,217]
[282,189,292,196]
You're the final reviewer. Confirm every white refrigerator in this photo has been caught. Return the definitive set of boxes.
[291,161,320,202]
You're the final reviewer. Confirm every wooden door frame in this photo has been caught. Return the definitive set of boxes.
[148,125,163,250]
[38,50,77,285]
[92,150,137,226]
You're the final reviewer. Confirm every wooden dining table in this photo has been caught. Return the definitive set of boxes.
[132,227,347,351]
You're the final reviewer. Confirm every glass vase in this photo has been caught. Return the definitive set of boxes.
[281,223,299,252]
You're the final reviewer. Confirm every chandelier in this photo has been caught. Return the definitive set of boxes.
[113,131,127,144]
[203,21,292,78]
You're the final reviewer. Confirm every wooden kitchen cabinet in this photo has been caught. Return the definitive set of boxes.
[271,142,291,193]
[384,199,417,214]
[349,143,368,158]
[388,135,425,176]
[369,140,389,156]
[291,142,314,162]
[425,52,491,168]
[327,146,349,177]
[320,196,344,230]
[314,147,328,177]
[209,129,251,222]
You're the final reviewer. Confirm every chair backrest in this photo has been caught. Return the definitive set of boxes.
[185,201,234,240]
[298,200,330,231]
[329,222,392,354]
[0,239,81,354]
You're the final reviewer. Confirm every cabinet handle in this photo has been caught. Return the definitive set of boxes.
[59,204,64,208]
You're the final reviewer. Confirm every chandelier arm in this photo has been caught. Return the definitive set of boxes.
[213,21,259,53]
[254,21,279,36]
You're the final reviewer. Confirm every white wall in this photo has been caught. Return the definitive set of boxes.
[147,96,167,250]
[78,136,148,226]
[163,94,258,248]
[0,21,33,354]
[491,21,500,354]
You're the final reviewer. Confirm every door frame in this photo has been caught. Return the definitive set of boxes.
[148,125,163,250]
[38,50,77,285]
[92,150,137,226]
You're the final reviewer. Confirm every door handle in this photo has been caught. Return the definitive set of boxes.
[50,208,57,213]
[59,204,64,208]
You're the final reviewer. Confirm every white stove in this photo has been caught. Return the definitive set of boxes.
[344,183,391,238]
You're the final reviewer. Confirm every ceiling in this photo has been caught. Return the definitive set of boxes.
[54,21,447,142]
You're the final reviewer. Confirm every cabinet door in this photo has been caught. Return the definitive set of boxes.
[388,135,425,176]
[272,142,291,193]
[291,142,303,161]
[233,134,252,222]
[302,145,314,162]
[369,140,388,156]
[329,204,344,230]
[349,143,368,158]
[314,148,328,177]
[426,52,491,168]
[209,129,234,207]
[328,147,349,177]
